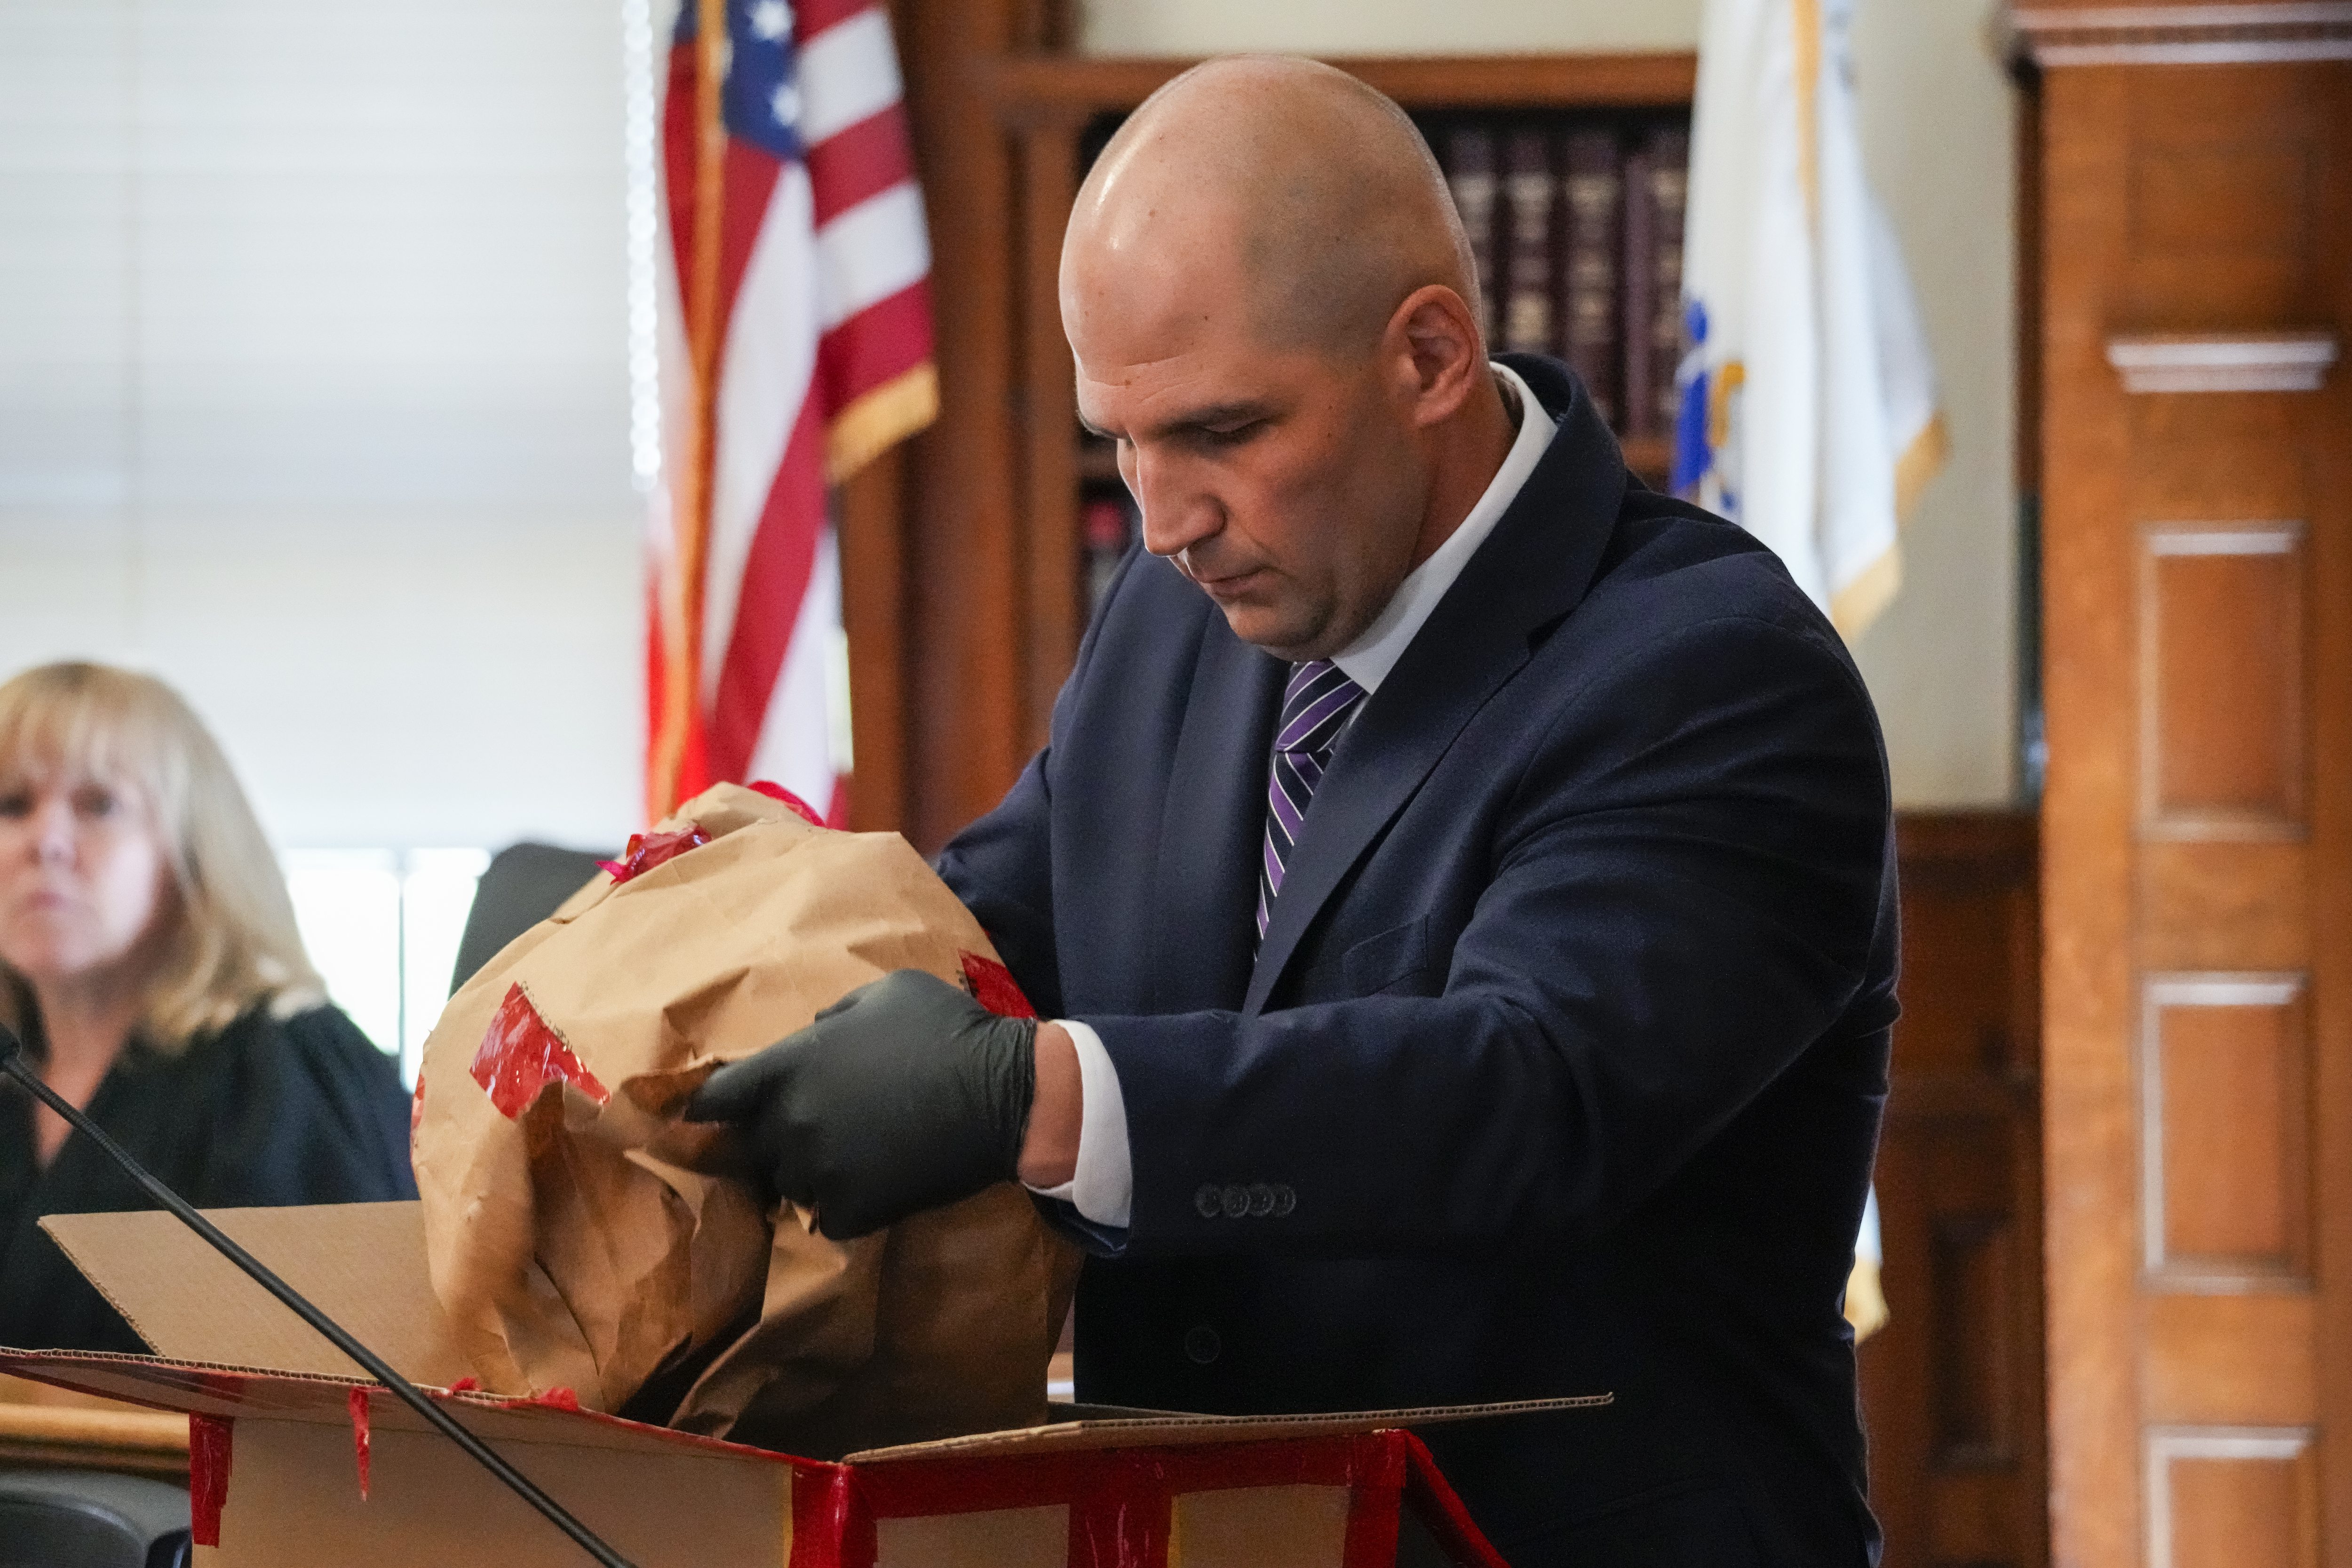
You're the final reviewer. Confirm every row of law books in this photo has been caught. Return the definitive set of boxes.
[1422,112,1692,445]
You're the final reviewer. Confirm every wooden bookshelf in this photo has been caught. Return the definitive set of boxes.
[977,51,1697,772]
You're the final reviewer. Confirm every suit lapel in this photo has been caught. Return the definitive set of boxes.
[1242,359,1628,1014]
[1149,611,1287,1012]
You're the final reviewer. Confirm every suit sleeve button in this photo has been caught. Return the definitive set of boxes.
[1184,1325,1222,1365]
[1220,1184,1250,1218]
[1272,1184,1296,1217]
[1195,1183,1223,1218]
[1247,1183,1276,1218]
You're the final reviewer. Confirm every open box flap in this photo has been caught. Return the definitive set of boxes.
[0,1348,823,1470]
[843,1393,1615,1464]
[40,1202,468,1385]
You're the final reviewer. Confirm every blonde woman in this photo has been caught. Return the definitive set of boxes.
[0,662,413,1353]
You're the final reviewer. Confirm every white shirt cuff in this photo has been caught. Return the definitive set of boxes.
[1021,1019,1132,1229]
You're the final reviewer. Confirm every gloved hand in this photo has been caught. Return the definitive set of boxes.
[683,968,1037,1240]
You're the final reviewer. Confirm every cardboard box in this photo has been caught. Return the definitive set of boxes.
[0,1203,1605,1567]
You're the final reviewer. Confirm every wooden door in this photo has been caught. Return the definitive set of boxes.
[2021,14,2352,1567]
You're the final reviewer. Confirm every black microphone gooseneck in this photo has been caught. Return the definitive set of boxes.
[0,1022,638,1568]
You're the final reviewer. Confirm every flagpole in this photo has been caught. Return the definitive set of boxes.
[650,0,730,820]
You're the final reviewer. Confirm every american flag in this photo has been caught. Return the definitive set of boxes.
[649,0,937,821]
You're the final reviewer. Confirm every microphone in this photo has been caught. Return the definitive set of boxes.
[0,1020,638,1568]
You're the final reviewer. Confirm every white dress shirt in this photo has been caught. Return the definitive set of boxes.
[1026,364,1559,1228]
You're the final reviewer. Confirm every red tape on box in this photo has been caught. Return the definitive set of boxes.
[348,1386,372,1501]
[189,1414,233,1546]
[1400,1432,1511,1568]
[495,1386,581,1413]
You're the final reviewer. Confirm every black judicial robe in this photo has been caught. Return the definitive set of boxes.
[938,355,1897,1565]
[0,1003,415,1353]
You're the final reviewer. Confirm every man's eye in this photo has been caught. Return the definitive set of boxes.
[1201,422,1259,447]
[72,787,116,818]
[0,791,29,819]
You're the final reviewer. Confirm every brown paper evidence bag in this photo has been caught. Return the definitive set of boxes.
[408,782,1081,1458]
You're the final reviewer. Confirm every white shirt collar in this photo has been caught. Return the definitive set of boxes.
[1329,361,1556,696]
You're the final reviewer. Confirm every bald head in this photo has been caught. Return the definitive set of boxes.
[1057,56,1515,662]
[1065,57,1479,358]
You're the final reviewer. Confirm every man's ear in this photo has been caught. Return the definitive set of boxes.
[1389,284,1485,428]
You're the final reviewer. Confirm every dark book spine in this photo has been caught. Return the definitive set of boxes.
[1444,127,1502,346]
[1500,130,1556,357]
[1557,128,1624,427]
[1644,127,1692,438]
[1618,136,1659,440]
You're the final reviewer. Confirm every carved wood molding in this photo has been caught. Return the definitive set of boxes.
[2006,2,2352,65]
[2106,332,2340,393]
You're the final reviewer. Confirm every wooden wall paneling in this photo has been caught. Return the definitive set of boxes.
[894,0,1038,851]
[2038,61,2142,1568]
[1863,812,2048,1568]
[2145,1294,2319,1429]
[2304,56,2352,1567]
[2028,37,2351,1568]
[2147,1428,2320,1568]
[2139,975,2312,1284]
[2138,526,2306,837]
[2140,839,2310,972]
[1016,119,1084,756]
[840,450,908,832]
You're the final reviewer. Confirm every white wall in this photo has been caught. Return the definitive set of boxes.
[0,0,644,852]
[1843,0,2018,807]
[1080,0,2021,808]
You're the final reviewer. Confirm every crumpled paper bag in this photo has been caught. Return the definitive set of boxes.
[410,782,1081,1457]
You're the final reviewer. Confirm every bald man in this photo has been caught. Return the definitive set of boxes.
[691,57,1894,1566]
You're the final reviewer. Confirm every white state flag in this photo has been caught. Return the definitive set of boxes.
[1672,0,1947,638]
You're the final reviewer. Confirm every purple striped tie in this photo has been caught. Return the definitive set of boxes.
[1257,660,1367,939]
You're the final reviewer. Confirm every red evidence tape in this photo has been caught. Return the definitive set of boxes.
[836,1430,1513,1568]
[596,823,713,884]
[1399,1431,1511,1568]
[958,952,1037,1020]
[1065,1453,1172,1568]
[469,985,610,1120]
[788,1463,859,1568]
[747,780,826,827]
[851,1435,1377,1521]
[848,1435,1438,1568]
[495,1386,581,1413]
[188,1414,233,1547]
[1340,1433,1408,1568]
[348,1386,372,1501]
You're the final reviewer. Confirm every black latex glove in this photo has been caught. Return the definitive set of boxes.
[682,968,1037,1240]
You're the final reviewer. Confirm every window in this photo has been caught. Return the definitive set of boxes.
[284,848,490,1088]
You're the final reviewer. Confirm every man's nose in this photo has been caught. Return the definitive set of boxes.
[1129,451,1220,560]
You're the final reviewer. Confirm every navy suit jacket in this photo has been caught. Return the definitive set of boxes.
[936,355,1896,1565]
